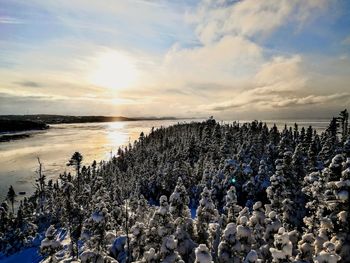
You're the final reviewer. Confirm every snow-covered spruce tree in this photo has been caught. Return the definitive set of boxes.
[266,159,288,213]
[302,170,326,232]
[251,201,265,228]
[302,153,348,258]
[40,225,62,262]
[187,135,199,167]
[242,168,256,208]
[295,232,315,262]
[292,143,306,178]
[220,130,233,158]
[60,180,85,259]
[319,155,350,261]
[222,186,241,225]
[207,221,222,261]
[200,168,212,191]
[269,227,293,262]
[69,202,84,259]
[313,241,341,263]
[319,115,345,166]
[175,224,197,262]
[307,134,322,172]
[82,196,112,261]
[211,171,225,209]
[129,222,147,261]
[169,177,191,220]
[134,194,151,225]
[195,244,213,263]
[289,144,309,227]
[159,235,183,263]
[249,202,266,251]
[236,216,253,255]
[218,223,241,263]
[254,160,270,200]
[264,211,282,246]
[195,187,219,246]
[146,195,174,253]
[277,128,293,154]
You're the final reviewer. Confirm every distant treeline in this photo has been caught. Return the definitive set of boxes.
[0,119,49,133]
[0,114,177,125]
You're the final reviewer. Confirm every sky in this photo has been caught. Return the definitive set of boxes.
[0,0,349,119]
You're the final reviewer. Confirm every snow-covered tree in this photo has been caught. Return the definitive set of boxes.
[269,227,293,262]
[196,187,219,245]
[218,223,241,263]
[169,177,191,219]
[195,244,213,263]
[223,186,241,225]
[40,225,62,262]
[146,195,174,252]
[159,235,183,263]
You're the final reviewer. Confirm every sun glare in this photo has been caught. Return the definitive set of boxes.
[89,51,138,90]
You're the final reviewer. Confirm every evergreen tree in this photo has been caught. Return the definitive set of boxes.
[169,177,191,219]
[218,223,241,263]
[67,151,83,191]
[196,187,219,246]
[40,225,62,262]
[6,186,16,215]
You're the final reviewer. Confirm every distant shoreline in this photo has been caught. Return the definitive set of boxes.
[0,115,181,140]
[0,114,179,125]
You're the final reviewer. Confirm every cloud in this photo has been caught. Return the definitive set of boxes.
[208,92,350,112]
[0,16,24,24]
[254,55,306,93]
[191,0,330,44]
[0,91,135,116]
[268,93,350,108]
[203,55,350,113]
[14,81,42,88]
[161,35,262,84]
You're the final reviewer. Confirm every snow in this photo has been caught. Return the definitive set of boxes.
[223,223,236,239]
[244,250,258,263]
[337,190,348,201]
[91,211,104,223]
[110,235,127,263]
[190,207,197,219]
[0,248,42,263]
[195,244,212,263]
[80,250,96,263]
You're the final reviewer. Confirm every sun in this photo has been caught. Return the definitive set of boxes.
[88,50,138,90]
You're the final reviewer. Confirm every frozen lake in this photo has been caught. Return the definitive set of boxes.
[0,119,330,201]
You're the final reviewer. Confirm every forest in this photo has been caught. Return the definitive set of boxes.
[0,110,349,263]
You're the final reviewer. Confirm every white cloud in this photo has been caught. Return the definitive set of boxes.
[254,55,306,93]
[192,0,330,44]
[161,35,262,84]
[269,93,350,108]
[0,16,24,24]
[202,55,350,114]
